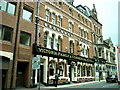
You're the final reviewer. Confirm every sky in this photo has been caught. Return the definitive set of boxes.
[73,0,119,45]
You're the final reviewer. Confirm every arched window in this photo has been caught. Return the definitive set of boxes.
[87,66,90,76]
[51,34,55,49]
[77,64,81,76]
[69,22,73,32]
[57,36,61,51]
[59,62,64,76]
[70,41,73,53]
[82,66,86,76]
[49,61,56,76]
[44,32,48,47]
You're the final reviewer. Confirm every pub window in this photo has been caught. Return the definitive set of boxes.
[59,2,62,8]
[44,32,48,47]
[69,22,72,32]
[78,14,80,21]
[59,63,64,76]
[77,64,81,76]
[82,17,84,23]
[70,41,73,53]
[87,66,90,76]
[1,0,16,15]
[58,16,61,26]
[52,13,55,24]
[78,27,81,35]
[57,37,61,51]
[0,25,13,42]
[20,32,31,46]
[82,66,85,76]
[49,61,55,76]
[51,34,55,49]
[98,48,101,56]
[69,8,72,15]
[45,9,50,21]
[22,7,33,22]
[81,29,84,37]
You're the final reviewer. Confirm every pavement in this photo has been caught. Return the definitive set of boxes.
[16,80,106,90]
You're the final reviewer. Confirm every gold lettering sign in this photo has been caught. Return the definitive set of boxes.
[37,47,94,63]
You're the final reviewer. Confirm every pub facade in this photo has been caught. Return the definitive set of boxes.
[1,0,105,89]
[32,0,100,85]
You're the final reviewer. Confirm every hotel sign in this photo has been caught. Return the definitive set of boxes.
[35,46,94,63]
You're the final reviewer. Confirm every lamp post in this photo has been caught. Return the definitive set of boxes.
[32,0,41,89]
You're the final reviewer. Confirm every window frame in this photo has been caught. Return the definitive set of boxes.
[69,22,72,33]
[0,25,13,42]
[22,6,33,22]
[45,9,50,21]
[44,32,48,47]
[51,34,55,49]
[58,16,61,26]
[52,13,56,24]
[20,31,31,46]
[1,1,16,15]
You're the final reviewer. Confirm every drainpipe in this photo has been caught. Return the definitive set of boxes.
[11,1,22,88]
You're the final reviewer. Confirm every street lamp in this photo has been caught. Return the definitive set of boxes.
[32,0,41,89]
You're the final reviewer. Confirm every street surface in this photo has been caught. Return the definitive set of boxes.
[67,81,118,88]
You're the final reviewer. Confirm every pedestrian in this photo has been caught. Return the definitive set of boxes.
[53,74,59,87]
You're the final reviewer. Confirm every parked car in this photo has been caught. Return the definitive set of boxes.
[106,75,118,83]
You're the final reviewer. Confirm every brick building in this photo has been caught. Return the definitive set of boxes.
[1,0,105,89]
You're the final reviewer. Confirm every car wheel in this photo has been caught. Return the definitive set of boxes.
[106,80,109,83]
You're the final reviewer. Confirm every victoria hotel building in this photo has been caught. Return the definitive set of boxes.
[0,0,104,89]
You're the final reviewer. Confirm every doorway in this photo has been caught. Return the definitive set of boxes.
[17,62,29,87]
[37,65,44,83]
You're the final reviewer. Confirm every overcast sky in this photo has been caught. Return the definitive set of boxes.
[73,0,119,45]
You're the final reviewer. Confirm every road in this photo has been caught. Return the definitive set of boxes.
[67,81,118,88]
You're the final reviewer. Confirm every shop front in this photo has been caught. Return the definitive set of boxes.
[32,46,95,85]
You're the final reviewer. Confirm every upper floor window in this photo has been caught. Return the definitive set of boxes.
[69,22,72,32]
[58,16,61,26]
[81,30,84,37]
[22,7,33,22]
[98,48,101,56]
[44,32,48,47]
[59,2,62,8]
[78,14,80,21]
[52,13,55,24]
[20,32,31,46]
[57,37,61,51]
[45,9,49,21]
[69,8,72,15]
[51,34,55,49]
[70,41,73,53]
[0,25,13,42]
[0,0,16,15]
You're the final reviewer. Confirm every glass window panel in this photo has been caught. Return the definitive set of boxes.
[7,3,15,15]
[3,27,13,42]
[1,0,7,11]
[20,32,31,46]
[23,9,32,22]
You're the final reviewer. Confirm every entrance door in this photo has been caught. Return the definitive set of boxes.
[17,62,29,87]
[37,65,44,83]
[40,65,44,83]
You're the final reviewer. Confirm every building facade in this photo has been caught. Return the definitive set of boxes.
[1,0,116,89]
